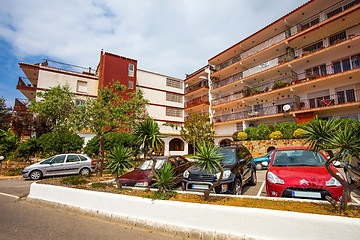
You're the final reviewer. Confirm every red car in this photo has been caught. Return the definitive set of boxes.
[265,147,344,201]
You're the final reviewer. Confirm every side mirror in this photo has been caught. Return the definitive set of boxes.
[261,161,269,167]
[333,161,341,167]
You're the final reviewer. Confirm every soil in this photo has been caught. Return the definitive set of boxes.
[39,174,360,218]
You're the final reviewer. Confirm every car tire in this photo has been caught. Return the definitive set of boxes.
[29,170,42,180]
[345,170,354,184]
[255,162,263,171]
[233,178,242,195]
[80,168,90,175]
[248,169,257,186]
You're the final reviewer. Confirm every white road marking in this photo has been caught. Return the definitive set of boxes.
[257,181,266,196]
[0,192,20,200]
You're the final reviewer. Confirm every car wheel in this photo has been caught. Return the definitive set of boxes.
[233,178,242,195]
[80,168,90,175]
[255,162,263,171]
[29,170,42,180]
[249,169,257,186]
[345,170,353,184]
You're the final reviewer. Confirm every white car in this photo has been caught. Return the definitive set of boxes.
[22,154,95,180]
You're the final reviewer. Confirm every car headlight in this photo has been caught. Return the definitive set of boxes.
[135,181,148,187]
[183,170,189,178]
[267,171,285,185]
[216,170,231,180]
[326,174,343,187]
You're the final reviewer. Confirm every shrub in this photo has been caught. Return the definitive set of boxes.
[232,131,247,141]
[257,124,271,140]
[274,122,298,139]
[293,128,307,139]
[60,175,88,185]
[37,131,83,154]
[0,128,19,158]
[245,127,259,140]
[16,137,39,160]
[4,168,23,176]
[270,131,283,140]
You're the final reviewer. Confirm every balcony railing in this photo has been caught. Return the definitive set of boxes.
[213,89,360,123]
[184,112,210,122]
[17,77,37,88]
[13,98,29,111]
[212,72,243,90]
[41,59,96,75]
[185,79,209,94]
[184,95,209,108]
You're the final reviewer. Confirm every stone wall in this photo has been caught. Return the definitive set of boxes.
[237,139,307,158]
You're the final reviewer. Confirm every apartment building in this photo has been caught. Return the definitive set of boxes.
[207,0,360,145]
[16,52,186,155]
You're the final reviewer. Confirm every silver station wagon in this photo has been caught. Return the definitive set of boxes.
[22,154,95,180]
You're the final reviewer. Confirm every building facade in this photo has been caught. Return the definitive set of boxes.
[207,0,360,145]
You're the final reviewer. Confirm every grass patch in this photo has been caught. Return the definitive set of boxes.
[60,175,88,185]
[4,168,23,176]
[91,182,112,188]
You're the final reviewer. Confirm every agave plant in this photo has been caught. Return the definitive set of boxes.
[153,162,177,194]
[193,142,224,201]
[106,145,134,189]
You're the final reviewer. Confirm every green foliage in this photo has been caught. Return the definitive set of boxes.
[60,175,88,185]
[0,128,19,158]
[0,97,11,130]
[153,162,177,193]
[245,127,258,140]
[91,182,111,188]
[233,131,247,141]
[37,130,83,154]
[257,124,271,140]
[4,168,23,176]
[106,145,134,177]
[274,122,298,139]
[133,117,163,156]
[270,131,283,140]
[193,143,223,175]
[16,137,39,159]
[151,190,177,200]
[84,132,138,158]
[180,113,215,149]
[293,128,307,139]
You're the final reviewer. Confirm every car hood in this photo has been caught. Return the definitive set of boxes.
[119,170,153,183]
[269,166,340,187]
[186,166,232,175]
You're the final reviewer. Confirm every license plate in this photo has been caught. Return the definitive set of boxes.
[292,191,321,199]
[192,184,209,190]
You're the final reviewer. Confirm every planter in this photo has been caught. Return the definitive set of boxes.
[28,182,360,240]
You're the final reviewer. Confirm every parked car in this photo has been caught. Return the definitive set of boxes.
[119,155,192,187]
[265,146,344,201]
[252,150,274,170]
[344,154,360,184]
[181,144,256,195]
[22,154,95,180]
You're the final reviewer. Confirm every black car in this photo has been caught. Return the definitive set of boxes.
[181,144,256,195]
[344,155,360,184]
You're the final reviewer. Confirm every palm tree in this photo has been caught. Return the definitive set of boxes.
[193,142,224,201]
[106,145,134,189]
[303,116,360,213]
[153,162,176,194]
[133,117,163,181]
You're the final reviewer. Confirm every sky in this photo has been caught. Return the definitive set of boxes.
[0,0,309,107]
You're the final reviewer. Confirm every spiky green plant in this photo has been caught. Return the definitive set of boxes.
[106,145,134,189]
[193,142,224,201]
[153,162,177,194]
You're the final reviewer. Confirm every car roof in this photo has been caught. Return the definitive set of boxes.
[275,146,310,151]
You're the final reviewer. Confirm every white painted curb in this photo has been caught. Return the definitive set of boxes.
[28,182,360,240]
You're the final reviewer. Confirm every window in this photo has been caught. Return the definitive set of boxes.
[344,0,360,10]
[166,107,182,117]
[329,31,346,45]
[351,54,360,69]
[332,55,360,74]
[66,155,80,163]
[303,41,323,53]
[52,155,66,164]
[75,100,84,107]
[77,81,87,93]
[305,64,327,78]
[166,92,182,103]
[128,80,134,89]
[79,155,88,161]
[166,78,182,89]
[301,18,319,31]
[236,122,243,132]
[128,64,134,77]
[169,138,184,151]
[327,6,343,18]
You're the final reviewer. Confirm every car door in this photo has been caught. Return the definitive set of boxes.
[64,154,82,174]
[44,155,66,176]
[173,156,192,183]
[349,155,360,182]
[237,146,253,182]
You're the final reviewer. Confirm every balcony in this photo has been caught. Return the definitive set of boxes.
[184,112,210,122]
[212,72,242,90]
[185,79,209,94]
[213,89,360,124]
[13,98,29,112]
[184,95,209,109]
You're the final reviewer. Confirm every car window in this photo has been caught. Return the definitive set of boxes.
[168,157,177,167]
[79,155,88,161]
[67,155,80,163]
[218,148,237,165]
[40,157,54,164]
[137,158,166,170]
[176,156,187,166]
[272,150,326,167]
[51,155,66,164]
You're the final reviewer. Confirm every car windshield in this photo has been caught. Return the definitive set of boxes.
[272,149,326,167]
[218,148,237,165]
[137,158,167,170]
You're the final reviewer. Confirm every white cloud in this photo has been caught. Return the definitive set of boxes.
[0,0,308,79]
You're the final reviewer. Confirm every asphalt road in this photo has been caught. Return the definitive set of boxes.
[0,179,187,240]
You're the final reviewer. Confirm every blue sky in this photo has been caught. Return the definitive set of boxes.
[0,0,309,107]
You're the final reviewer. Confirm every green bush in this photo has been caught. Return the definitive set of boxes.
[16,137,39,160]
[37,131,83,154]
[270,131,283,139]
[257,124,271,140]
[232,131,247,141]
[274,122,298,139]
[4,168,23,176]
[84,132,138,158]
[0,128,19,158]
[245,127,259,140]
[293,128,307,139]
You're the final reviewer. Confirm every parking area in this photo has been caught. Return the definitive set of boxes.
[243,168,360,203]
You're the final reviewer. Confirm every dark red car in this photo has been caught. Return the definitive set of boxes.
[119,155,192,187]
[265,147,344,201]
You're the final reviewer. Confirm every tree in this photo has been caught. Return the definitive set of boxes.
[29,85,78,134]
[193,142,224,201]
[0,97,11,130]
[303,116,360,213]
[78,82,148,177]
[0,128,19,158]
[153,162,176,194]
[106,145,134,189]
[37,130,83,155]
[180,113,214,153]
[133,117,163,181]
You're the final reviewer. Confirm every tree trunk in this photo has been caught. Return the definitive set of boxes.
[114,171,122,189]
[149,148,160,182]
[96,134,105,177]
[204,166,223,201]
